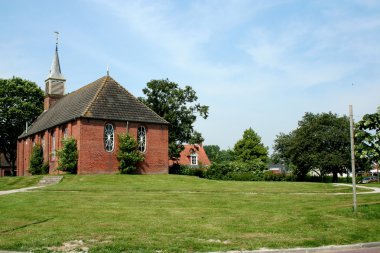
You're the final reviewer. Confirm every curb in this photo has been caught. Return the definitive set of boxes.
[208,242,380,253]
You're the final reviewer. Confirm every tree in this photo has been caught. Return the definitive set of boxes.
[139,79,209,160]
[188,130,205,145]
[287,112,350,182]
[271,132,293,165]
[29,144,48,175]
[204,145,234,163]
[117,133,144,174]
[355,107,380,167]
[0,77,44,175]
[234,128,268,163]
[57,137,78,174]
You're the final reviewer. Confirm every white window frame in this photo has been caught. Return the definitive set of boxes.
[190,153,198,166]
[137,126,147,153]
[104,123,115,152]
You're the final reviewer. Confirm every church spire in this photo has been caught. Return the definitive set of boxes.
[45,31,66,97]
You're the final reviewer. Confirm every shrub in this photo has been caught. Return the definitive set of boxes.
[57,137,78,174]
[117,133,144,174]
[169,164,206,177]
[29,144,45,175]
[205,160,266,181]
[41,161,49,174]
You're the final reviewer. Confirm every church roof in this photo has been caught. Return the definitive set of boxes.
[19,76,168,139]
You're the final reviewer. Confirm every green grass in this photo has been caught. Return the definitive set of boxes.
[0,175,379,253]
[0,175,42,190]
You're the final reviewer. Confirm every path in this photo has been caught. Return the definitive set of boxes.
[333,183,380,194]
[0,186,46,196]
[0,176,63,196]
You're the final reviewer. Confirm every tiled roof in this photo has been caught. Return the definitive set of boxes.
[171,144,211,166]
[19,76,168,139]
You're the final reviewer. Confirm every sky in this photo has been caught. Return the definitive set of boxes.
[1,0,380,153]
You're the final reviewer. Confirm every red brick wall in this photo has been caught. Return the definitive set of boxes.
[78,119,168,174]
[16,119,168,175]
[16,137,32,176]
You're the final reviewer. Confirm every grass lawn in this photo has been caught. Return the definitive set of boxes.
[0,175,379,253]
[0,175,42,190]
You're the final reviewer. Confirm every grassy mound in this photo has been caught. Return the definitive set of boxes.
[0,174,379,252]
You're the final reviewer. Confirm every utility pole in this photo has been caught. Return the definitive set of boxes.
[349,105,357,213]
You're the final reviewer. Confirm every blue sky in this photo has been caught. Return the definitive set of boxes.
[1,0,380,152]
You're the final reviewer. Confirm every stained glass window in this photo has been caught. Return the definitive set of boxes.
[137,126,146,152]
[104,123,114,152]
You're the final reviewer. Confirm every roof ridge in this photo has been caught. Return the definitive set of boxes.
[82,76,108,116]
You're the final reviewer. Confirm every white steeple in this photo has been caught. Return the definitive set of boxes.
[45,31,66,96]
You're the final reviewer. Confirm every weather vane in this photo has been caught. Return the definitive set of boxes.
[54,31,59,46]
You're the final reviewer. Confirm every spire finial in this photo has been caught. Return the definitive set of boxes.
[54,31,59,49]
[107,65,110,76]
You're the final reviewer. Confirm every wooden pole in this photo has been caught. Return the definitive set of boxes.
[349,105,357,213]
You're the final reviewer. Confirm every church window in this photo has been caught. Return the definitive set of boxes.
[63,127,68,139]
[104,123,114,152]
[190,153,198,166]
[137,126,146,152]
[51,132,56,160]
[41,135,45,153]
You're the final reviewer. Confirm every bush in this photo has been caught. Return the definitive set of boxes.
[205,160,266,181]
[117,133,144,174]
[41,161,49,174]
[29,144,46,175]
[57,137,78,174]
[169,164,206,177]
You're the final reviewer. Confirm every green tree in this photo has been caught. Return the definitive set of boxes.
[204,145,235,163]
[29,144,46,175]
[188,130,205,145]
[271,132,297,173]
[271,132,293,165]
[355,107,380,167]
[117,133,144,174]
[139,79,209,160]
[287,112,350,182]
[57,137,78,174]
[0,77,44,175]
[234,128,268,163]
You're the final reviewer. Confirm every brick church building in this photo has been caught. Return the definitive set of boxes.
[17,43,169,175]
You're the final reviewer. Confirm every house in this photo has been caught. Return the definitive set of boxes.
[174,144,211,168]
[16,42,169,175]
[0,153,12,177]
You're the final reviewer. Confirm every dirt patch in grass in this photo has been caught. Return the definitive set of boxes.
[47,240,89,253]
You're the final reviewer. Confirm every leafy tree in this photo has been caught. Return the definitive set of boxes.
[287,112,350,182]
[189,130,205,145]
[355,107,380,167]
[29,144,47,175]
[57,137,78,174]
[117,133,144,174]
[204,145,234,163]
[139,79,209,160]
[271,132,294,168]
[234,128,268,163]
[0,77,44,175]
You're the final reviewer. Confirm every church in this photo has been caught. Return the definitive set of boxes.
[16,42,169,175]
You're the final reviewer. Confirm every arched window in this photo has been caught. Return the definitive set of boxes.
[137,126,146,152]
[104,123,114,152]
[51,132,56,160]
[63,127,68,139]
